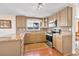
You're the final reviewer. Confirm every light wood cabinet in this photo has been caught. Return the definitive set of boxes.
[40,18,44,28]
[55,36,62,53]
[53,35,62,53]
[59,7,72,26]
[53,34,72,56]
[40,18,48,32]
[40,18,48,28]
[60,8,67,26]
[16,16,26,33]
[0,38,22,56]
[53,35,56,47]
[16,16,26,28]
[57,12,60,26]
[67,7,72,26]
[49,6,72,27]
[62,35,72,55]
[24,32,46,44]
[44,18,48,28]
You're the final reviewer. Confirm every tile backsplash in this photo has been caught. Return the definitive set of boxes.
[60,26,72,32]
[47,26,72,33]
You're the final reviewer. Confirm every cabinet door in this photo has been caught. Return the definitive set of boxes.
[16,16,26,28]
[26,33,38,43]
[29,33,37,43]
[40,33,46,42]
[41,18,48,28]
[24,34,30,44]
[60,8,67,26]
[44,18,48,28]
[42,18,44,27]
[63,35,72,55]
[55,36,62,53]
[40,19,43,27]
[57,12,60,26]
[53,35,56,47]
[59,7,72,26]
[67,7,72,26]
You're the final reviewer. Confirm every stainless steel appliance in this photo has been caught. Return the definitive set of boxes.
[46,28,61,48]
[52,28,61,33]
[46,33,53,48]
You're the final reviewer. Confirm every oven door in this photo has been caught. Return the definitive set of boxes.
[46,35,52,42]
[46,34,53,47]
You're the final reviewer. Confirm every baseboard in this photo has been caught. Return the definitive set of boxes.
[24,41,47,45]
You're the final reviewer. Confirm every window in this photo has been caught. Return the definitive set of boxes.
[26,19,40,31]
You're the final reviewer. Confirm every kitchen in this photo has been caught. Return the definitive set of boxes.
[0,3,73,56]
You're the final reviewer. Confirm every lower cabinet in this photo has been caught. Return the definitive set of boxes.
[55,36,63,53]
[0,40,22,56]
[53,34,72,56]
[24,32,46,44]
[62,35,72,55]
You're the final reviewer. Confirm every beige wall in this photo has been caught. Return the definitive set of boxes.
[0,15,16,37]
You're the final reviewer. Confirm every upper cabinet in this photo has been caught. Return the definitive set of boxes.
[59,8,67,26]
[40,18,48,28]
[16,16,26,33]
[40,18,44,28]
[44,18,48,28]
[57,12,60,26]
[48,6,72,27]
[16,16,26,28]
[59,7,72,26]
[67,7,72,26]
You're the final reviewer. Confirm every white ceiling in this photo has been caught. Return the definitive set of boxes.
[0,3,71,18]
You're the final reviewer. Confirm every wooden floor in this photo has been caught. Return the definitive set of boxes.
[24,43,63,56]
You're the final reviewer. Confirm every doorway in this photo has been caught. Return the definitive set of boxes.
[75,21,79,49]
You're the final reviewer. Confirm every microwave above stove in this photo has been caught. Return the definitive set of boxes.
[52,28,61,34]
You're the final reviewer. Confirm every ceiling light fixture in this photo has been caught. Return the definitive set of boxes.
[36,3,46,9]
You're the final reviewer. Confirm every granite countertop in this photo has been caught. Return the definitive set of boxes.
[53,31,71,36]
[61,31,71,35]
